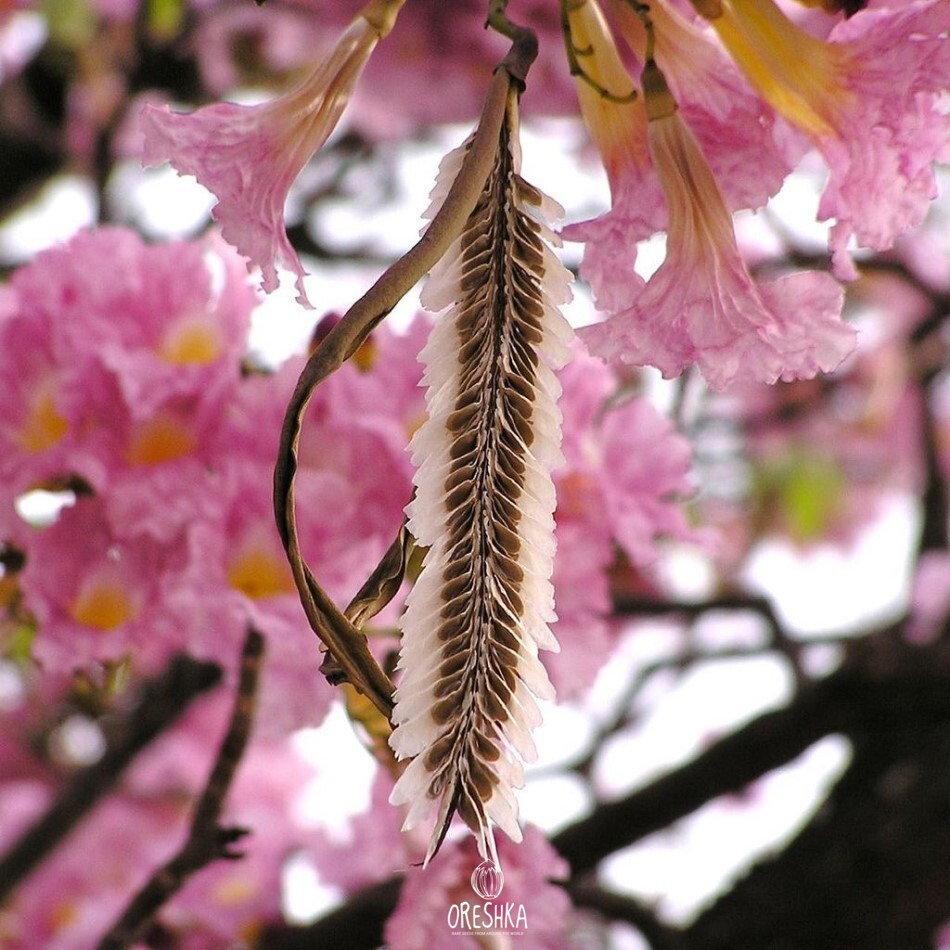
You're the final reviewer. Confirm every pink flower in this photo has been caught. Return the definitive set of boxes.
[140,0,405,307]
[0,307,88,519]
[907,552,950,642]
[0,736,58,866]
[547,518,615,699]
[167,455,337,735]
[278,323,424,604]
[582,75,855,390]
[564,0,799,314]
[315,312,430,442]
[94,382,238,545]
[708,0,950,277]
[640,0,800,214]
[18,497,185,675]
[1,225,422,730]
[546,343,701,697]
[55,230,255,420]
[598,394,698,564]
[384,825,571,950]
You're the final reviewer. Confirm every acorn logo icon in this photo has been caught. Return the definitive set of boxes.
[471,860,504,900]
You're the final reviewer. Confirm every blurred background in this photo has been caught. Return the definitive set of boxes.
[1,1,949,948]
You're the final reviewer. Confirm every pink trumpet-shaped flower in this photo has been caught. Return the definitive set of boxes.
[583,64,856,391]
[708,0,950,278]
[140,0,405,307]
[564,0,798,315]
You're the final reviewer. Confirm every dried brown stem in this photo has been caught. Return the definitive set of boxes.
[273,36,539,720]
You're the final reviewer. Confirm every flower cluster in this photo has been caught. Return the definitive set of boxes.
[0,219,702,730]
[140,0,948,393]
[565,0,947,388]
[0,226,422,735]
[0,221,703,942]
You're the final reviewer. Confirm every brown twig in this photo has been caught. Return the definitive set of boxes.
[97,627,266,950]
[0,655,222,904]
[614,592,811,686]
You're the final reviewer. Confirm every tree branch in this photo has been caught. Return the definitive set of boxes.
[553,626,950,875]
[257,878,402,949]
[256,628,950,947]
[97,628,266,950]
[613,591,810,685]
[0,655,222,904]
[569,881,685,950]
[683,678,950,948]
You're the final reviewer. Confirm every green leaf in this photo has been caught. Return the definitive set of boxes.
[147,0,185,42]
[756,449,846,544]
[41,0,96,49]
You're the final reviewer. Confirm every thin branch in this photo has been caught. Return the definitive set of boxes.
[613,592,810,686]
[529,642,817,783]
[0,655,222,903]
[552,626,950,876]
[97,627,266,950]
[529,591,857,782]
[614,591,783,633]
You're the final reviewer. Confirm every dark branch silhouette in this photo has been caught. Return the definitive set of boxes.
[98,628,266,950]
[256,622,950,948]
[0,655,222,904]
